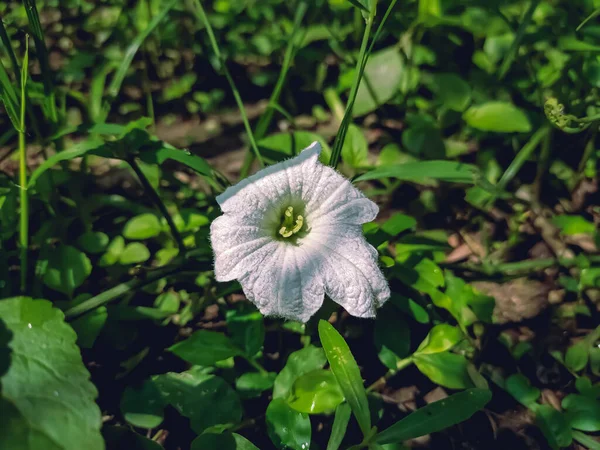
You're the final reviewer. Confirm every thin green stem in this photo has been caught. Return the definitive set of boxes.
[128,157,186,252]
[18,38,29,293]
[244,356,268,375]
[240,1,309,178]
[366,357,413,393]
[497,126,549,192]
[188,0,264,168]
[329,6,376,168]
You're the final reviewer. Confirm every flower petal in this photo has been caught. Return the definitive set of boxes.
[216,142,322,220]
[302,225,390,317]
[239,244,325,322]
[211,214,277,281]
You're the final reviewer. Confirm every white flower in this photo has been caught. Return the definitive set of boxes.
[210,141,390,322]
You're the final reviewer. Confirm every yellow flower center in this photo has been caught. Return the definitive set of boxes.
[278,206,304,239]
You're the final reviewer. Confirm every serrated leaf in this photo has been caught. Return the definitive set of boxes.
[0,297,103,450]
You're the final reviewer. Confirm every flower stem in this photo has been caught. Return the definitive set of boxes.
[329,5,377,168]
[18,38,29,293]
[187,0,264,168]
[127,157,185,252]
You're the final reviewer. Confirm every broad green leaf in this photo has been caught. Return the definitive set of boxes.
[505,373,540,408]
[565,340,589,372]
[536,405,573,450]
[430,73,471,112]
[346,0,370,12]
[375,389,492,444]
[123,213,162,240]
[562,394,600,432]
[580,268,600,289]
[374,306,411,370]
[121,379,165,429]
[318,320,371,436]
[389,295,430,324]
[273,346,327,399]
[354,47,404,116]
[287,369,345,414]
[415,324,463,355]
[121,368,241,433]
[355,161,479,184]
[98,235,125,267]
[258,131,331,164]
[463,102,531,133]
[138,143,214,178]
[28,138,105,187]
[341,124,368,168]
[552,215,596,235]
[71,307,107,349]
[381,214,416,236]
[327,403,352,450]
[191,433,259,450]
[402,119,445,159]
[0,297,103,449]
[77,231,109,254]
[413,352,475,389]
[226,303,265,357]
[236,372,276,398]
[266,398,312,450]
[169,330,242,366]
[119,242,151,265]
[558,36,600,52]
[42,245,92,296]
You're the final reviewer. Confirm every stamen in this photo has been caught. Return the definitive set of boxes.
[278,206,305,239]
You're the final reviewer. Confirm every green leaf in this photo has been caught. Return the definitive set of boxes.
[415,324,463,355]
[287,369,345,414]
[374,389,492,444]
[70,307,107,349]
[565,340,589,372]
[374,305,411,370]
[552,215,596,235]
[580,268,600,289]
[535,405,573,450]
[355,161,479,184]
[318,320,371,436]
[381,214,416,236]
[123,213,162,240]
[77,231,109,254]
[191,433,259,450]
[505,373,540,408]
[122,367,242,433]
[273,346,327,399]
[463,102,531,133]
[226,303,265,357]
[119,242,151,265]
[138,142,214,178]
[413,352,475,389]
[0,57,20,131]
[236,372,276,399]
[562,394,600,432]
[354,47,404,116]
[341,124,368,168]
[430,73,472,112]
[42,245,92,296]
[169,330,242,366]
[266,398,312,450]
[258,131,331,164]
[121,379,165,429]
[28,138,105,188]
[0,318,11,378]
[346,0,370,12]
[327,403,352,450]
[0,297,103,449]
[98,235,125,267]
[558,36,600,52]
[390,295,430,324]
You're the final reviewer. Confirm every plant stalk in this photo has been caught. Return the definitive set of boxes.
[19,38,29,292]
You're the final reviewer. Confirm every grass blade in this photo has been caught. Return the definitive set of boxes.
[103,0,177,120]
[354,161,480,184]
[326,403,352,450]
[318,320,372,438]
[0,19,20,81]
[18,38,29,292]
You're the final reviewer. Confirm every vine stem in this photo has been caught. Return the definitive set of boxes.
[128,157,185,252]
